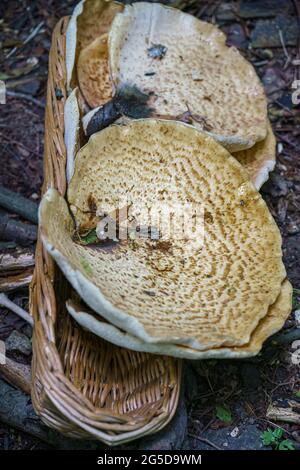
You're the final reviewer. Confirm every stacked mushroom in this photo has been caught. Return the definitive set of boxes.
[39,1,292,360]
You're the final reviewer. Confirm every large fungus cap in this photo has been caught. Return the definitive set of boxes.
[66,0,123,91]
[108,2,268,151]
[66,279,292,359]
[77,34,112,108]
[234,121,276,190]
[39,119,285,350]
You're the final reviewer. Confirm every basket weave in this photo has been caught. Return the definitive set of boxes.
[29,17,182,446]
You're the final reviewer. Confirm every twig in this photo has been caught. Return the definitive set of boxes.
[6,91,45,109]
[0,133,40,158]
[203,0,223,20]
[6,21,44,59]
[0,268,33,292]
[0,186,38,224]
[274,100,294,115]
[0,357,31,395]
[188,433,222,450]
[271,327,300,345]
[267,403,300,425]
[5,75,45,92]
[270,381,294,395]
[0,241,17,249]
[278,29,291,69]
[245,402,294,437]
[274,132,299,150]
[195,2,212,18]
[0,213,37,246]
[253,60,269,67]
[292,1,300,52]
[0,293,33,326]
[260,417,294,437]
[0,248,34,272]
[23,21,45,45]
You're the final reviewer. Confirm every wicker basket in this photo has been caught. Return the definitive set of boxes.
[29,17,182,446]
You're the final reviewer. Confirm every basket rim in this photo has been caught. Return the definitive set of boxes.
[29,15,182,446]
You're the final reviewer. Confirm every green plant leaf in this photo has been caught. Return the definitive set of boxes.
[261,429,275,446]
[215,405,232,424]
[278,440,295,451]
[292,288,300,308]
[262,428,295,450]
[294,390,300,398]
[273,428,283,440]
[80,228,98,245]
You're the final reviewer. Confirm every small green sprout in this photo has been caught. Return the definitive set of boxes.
[78,228,99,245]
[80,258,93,276]
[215,405,232,424]
[292,288,300,309]
[261,428,295,450]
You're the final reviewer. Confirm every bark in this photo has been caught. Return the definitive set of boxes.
[0,379,101,449]
[0,268,33,292]
[267,402,300,425]
[0,247,35,272]
[271,328,300,345]
[0,185,38,224]
[0,293,34,326]
[0,357,31,395]
[0,213,37,246]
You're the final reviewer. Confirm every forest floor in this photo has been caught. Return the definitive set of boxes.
[0,0,299,450]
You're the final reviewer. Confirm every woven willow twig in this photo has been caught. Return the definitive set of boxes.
[29,17,182,446]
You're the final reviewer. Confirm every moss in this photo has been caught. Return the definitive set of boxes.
[80,258,93,276]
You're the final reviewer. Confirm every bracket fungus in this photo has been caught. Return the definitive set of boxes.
[40,120,286,355]
[66,0,123,92]
[234,121,276,190]
[67,1,274,190]
[42,1,291,362]
[66,279,292,359]
[77,34,112,108]
[108,2,268,151]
